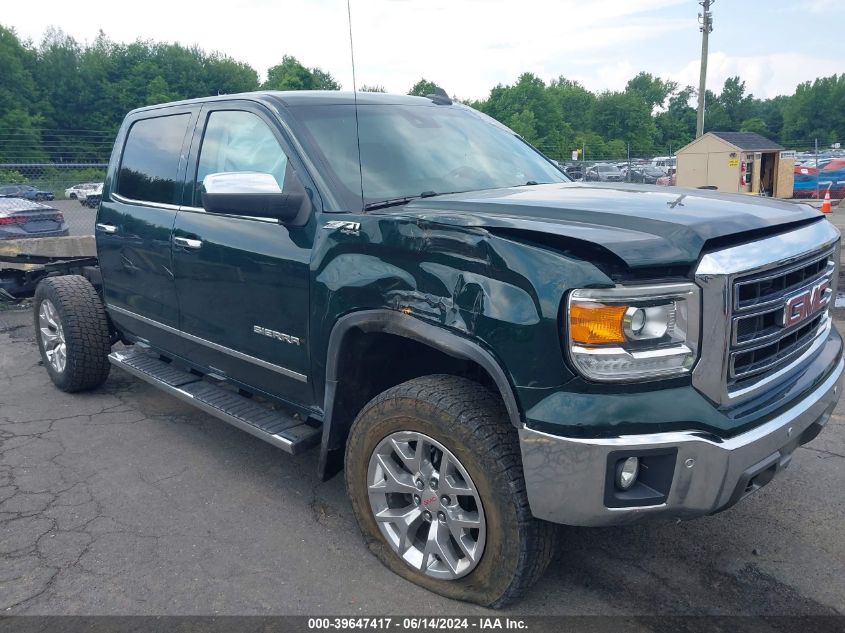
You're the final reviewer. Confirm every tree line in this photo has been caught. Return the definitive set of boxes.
[1,24,843,165]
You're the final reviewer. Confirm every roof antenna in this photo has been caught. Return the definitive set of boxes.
[427,87,452,105]
[347,0,365,211]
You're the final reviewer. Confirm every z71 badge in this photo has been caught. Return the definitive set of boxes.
[323,220,361,235]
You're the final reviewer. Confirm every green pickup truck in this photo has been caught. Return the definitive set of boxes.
[33,91,842,607]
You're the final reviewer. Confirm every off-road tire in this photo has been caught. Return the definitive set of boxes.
[34,275,111,392]
[345,375,557,607]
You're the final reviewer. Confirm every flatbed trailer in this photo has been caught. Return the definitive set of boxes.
[0,236,98,300]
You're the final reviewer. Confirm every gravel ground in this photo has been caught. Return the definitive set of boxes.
[0,304,844,618]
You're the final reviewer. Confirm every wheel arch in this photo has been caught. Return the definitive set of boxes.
[318,309,523,480]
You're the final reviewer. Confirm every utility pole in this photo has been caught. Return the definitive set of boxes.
[696,0,714,138]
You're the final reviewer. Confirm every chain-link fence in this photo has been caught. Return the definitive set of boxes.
[534,138,844,198]
[0,162,106,237]
[0,126,113,240]
[535,145,669,185]
[781,139,845,200]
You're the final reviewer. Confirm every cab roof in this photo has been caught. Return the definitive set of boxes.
[128,90,446,115]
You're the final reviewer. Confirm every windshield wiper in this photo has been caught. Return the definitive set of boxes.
[363,191,452,211]
[363,196,421,211]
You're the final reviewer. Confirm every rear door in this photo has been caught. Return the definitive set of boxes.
[171,102,316,405]
[97,106,199,353]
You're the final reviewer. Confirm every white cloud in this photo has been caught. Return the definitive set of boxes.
[665,51,842,98]
[789,0,839,14]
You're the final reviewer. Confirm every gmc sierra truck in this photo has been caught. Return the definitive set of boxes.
[33,91,842,607]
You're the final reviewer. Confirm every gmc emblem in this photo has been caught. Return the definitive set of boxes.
[781,279,831,327]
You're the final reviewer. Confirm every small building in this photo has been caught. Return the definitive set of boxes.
[676,131,794,198]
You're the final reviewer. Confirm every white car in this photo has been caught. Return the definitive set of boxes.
[651,156,676,170]
[82,183,103,208]
[76,183,104,204]
[64,183,100,200]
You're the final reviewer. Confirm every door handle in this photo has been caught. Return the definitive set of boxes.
[173,236,203,250]
[96,223,117,234]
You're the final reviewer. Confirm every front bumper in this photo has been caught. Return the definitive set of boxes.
[519,357,843,526]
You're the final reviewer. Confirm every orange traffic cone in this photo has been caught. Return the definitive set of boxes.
[821,187,832,214]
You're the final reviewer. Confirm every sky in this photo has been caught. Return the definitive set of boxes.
[4,0,844,100]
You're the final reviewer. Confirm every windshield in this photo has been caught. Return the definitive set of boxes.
[291,103,568,210]
[597,165,620,173]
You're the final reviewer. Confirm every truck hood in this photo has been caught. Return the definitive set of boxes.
[401,183,822,268]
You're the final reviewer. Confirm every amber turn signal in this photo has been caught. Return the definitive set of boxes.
[569,302,628,345]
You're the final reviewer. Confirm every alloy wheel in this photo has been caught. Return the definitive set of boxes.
[38,299,67,373]
[367,431,486,580]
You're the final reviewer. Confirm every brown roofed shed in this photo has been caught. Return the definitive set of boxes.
[676,131,793,198]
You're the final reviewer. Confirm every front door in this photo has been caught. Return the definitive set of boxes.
[171,104,315,406]
[97,107,198,354]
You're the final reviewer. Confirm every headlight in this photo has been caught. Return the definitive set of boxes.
[566,283,700,381]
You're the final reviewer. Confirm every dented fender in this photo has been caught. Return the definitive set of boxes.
[309,212,614,404]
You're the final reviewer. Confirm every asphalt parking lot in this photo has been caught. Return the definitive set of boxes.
[51,200,96,237]
[1,304,844,618]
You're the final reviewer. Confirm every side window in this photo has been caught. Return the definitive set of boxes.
[195,110,289,200]
[117,113,191,204]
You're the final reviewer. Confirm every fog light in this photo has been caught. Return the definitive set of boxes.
[616,457,639,490]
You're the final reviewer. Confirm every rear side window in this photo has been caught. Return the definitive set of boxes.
[117,113,191,204]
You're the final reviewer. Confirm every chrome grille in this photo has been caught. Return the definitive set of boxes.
[692,220,841,406]
[734,250,833,312]
[728,249,834,387]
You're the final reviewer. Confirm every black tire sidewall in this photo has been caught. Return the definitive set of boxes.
[345,389,526,606]
[33,276,111,392]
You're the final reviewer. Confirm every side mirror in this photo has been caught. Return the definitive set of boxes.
[201,172,309,224]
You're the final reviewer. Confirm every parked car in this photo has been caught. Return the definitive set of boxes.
[83,183,103,208]
[0,184,55,201]
[626,166,666,184]
[29,90,843,608]
[793,165,819,199]
[77,182,105,204]
[819,159,845,198]
[65,183,100,200]
[0,197,68,240]
[585,164,623,182]
[656,172,676,186]
[651,155,676,170]
[563,165,583,180]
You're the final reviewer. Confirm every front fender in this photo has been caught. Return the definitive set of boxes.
[309,214,615,478]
